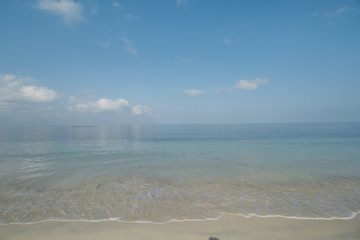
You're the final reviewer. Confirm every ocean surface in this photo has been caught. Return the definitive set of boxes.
[1,123,360,224]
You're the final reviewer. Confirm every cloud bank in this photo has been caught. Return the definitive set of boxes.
[68,96,151,115]
[0,73,59,104]
[36,0,84,24]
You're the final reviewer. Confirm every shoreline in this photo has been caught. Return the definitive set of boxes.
[2,211,360,226]
[1,213,360,240]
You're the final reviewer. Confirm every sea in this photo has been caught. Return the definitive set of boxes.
[0,123,360,224]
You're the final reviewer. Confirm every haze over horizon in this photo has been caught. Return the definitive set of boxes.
[1,0,359,125]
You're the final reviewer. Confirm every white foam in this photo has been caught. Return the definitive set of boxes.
[2,211,359,226]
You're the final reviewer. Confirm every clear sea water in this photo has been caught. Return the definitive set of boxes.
[1,123,360,224]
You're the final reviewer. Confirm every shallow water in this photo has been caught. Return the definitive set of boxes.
[1,123,360,223]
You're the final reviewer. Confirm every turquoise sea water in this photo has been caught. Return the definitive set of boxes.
[1,123,360,223]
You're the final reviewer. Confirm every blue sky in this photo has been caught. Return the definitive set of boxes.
[0,0,359,125]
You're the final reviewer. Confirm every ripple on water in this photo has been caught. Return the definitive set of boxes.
[1,175,360,224]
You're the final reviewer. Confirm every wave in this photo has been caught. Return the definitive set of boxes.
[2,175,360,226]
[2,211,360,226]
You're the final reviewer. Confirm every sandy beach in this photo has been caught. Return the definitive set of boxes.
[1,214,359,240]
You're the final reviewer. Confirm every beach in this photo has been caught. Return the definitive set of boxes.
[1,124,360,239]
[2,0,360,238]
[1,214,359,240]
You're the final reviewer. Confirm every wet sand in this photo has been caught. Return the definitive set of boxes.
[1,214,359,240]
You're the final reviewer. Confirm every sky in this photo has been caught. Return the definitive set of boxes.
[0,0,359,125]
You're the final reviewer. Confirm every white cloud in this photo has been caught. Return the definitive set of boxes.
[177,56,194,63]
[215,77,268,93]
[182,89,205,96]
[312,11,321,17]
[234,78,268,91]
[222,38,231,45]
[68,96,151,115]
[132,105,151,115]
[125,13,138,20]
[90,4,98,15]
[335,5,347,14]
[0,73,59,104]
[176,0,188,6]
[36,0,84,24]
[95,41,110,48]
[112,2,122,8]
[68,97,129,112]
[120,37,138,55]
[313,5,348,19]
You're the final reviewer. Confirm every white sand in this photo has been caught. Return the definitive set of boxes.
[1,214,359,240]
